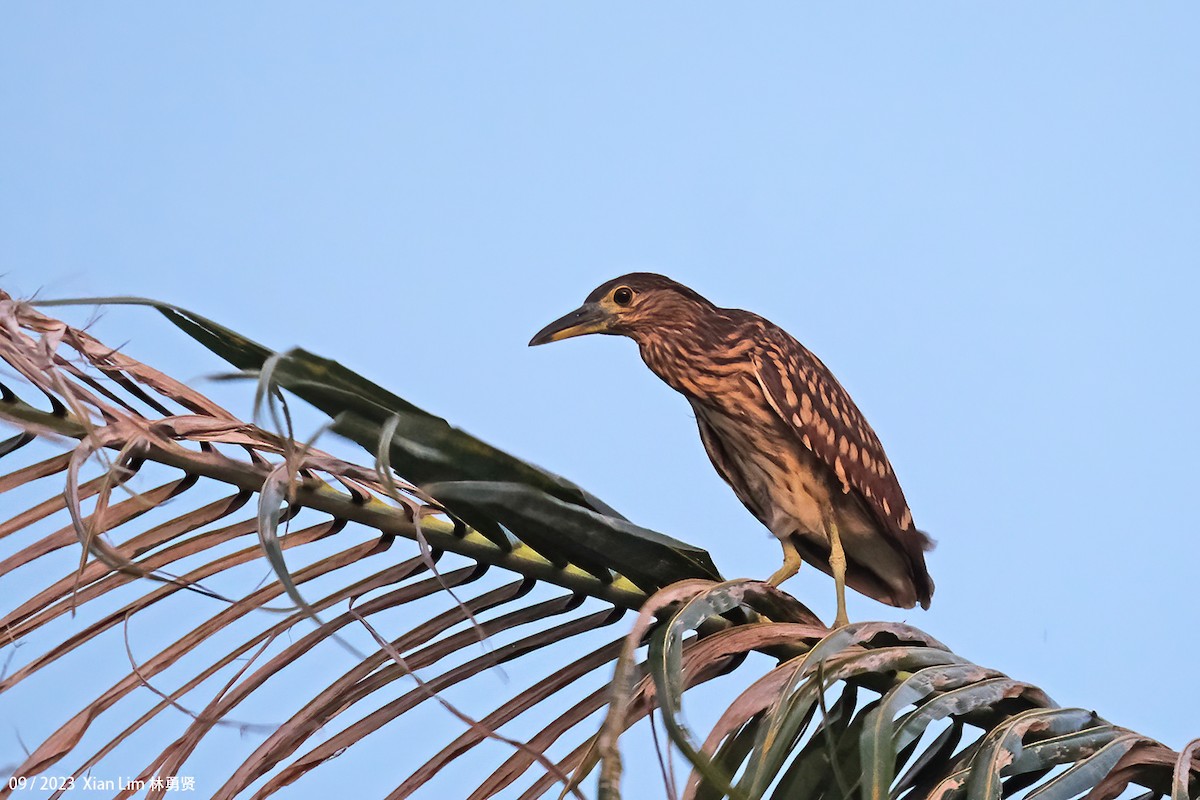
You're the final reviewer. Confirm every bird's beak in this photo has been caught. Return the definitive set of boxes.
[528,302,612,346]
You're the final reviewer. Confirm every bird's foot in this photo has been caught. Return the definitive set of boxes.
[765,566,795,586]
[767,539,803,586]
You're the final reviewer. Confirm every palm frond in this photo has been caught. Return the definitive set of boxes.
[0,292,1196,799]
[585,579,1199,800]
[0,292,708,797]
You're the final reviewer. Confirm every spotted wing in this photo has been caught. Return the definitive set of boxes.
[750,328,916,540]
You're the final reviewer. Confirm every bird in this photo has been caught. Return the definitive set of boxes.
[529,273,933,627]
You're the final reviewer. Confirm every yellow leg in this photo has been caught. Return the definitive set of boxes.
[827,517,850,628]
[767,536,803,586]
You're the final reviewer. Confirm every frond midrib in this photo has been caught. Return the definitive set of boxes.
[0,398,649,610]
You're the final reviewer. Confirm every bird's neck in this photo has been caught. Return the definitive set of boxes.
[635,320,757,409]
[638,335,704,395]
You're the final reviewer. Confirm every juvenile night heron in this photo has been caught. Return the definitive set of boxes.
[529,273,933,627]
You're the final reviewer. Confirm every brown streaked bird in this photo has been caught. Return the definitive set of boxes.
[529,273,933,627]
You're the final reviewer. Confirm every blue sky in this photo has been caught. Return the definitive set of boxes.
[2,4,1198,797]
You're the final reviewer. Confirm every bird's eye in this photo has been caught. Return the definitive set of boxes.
[613,287,634,306]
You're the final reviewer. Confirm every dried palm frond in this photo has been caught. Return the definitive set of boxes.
[586,579,1199,800]
[0,292,714,798]
[0,292,1196,800]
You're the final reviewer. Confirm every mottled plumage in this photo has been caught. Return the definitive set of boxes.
[530,273,933,620]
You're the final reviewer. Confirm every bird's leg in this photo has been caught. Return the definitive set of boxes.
[767,536,803,586]
[826,515,850,628]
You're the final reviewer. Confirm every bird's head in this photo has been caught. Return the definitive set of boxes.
[528,273,712,347]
